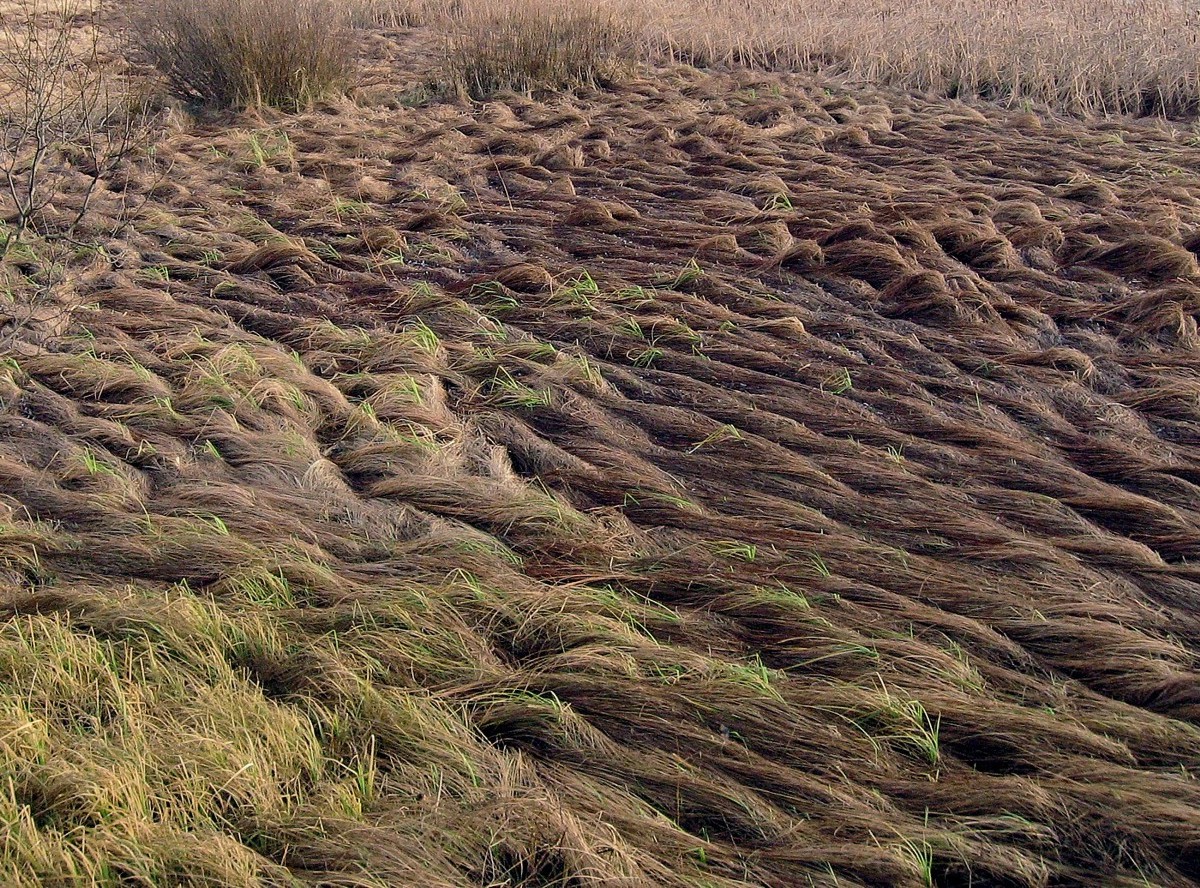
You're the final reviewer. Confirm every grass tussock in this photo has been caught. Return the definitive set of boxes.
[131,0,357,111]
[443,0,642,99]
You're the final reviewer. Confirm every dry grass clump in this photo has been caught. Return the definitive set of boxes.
[442,0,642,99]
[130,0,357,111]
[349,0,445,29]
[1,0,154,347]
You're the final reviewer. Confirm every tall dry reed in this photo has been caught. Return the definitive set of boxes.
[442,0,642,98]
[131,0,357,110]
[398,0,1200,115]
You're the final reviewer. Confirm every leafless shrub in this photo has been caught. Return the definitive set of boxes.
[1,0,151,258]
[131,0,358,111]
[1,0,155,348]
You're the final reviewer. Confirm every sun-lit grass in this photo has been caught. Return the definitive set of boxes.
[642,0,1200,116]
[407,0,1200,116]
[441,0,642,98]
[131,0,357,110]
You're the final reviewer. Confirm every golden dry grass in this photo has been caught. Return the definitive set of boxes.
[385,0,1200,117]
[5,4,1200,888]
[442,0,641,99]
[648,0,1200,116]
[131,0,357,110]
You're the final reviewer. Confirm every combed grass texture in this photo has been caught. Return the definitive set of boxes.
[5,2,1200,887]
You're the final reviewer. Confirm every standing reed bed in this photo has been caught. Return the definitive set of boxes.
[647,0,1200,116]
[395,0,1200,116]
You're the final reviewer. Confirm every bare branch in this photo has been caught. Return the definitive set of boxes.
[1,0,156,348]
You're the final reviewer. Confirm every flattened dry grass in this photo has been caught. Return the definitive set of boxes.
[6,5,1200,888]
[443,0,643,99]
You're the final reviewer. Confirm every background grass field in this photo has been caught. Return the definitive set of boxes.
[383,0,1200,116]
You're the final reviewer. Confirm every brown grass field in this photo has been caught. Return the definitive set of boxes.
[5,2,1200,886]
